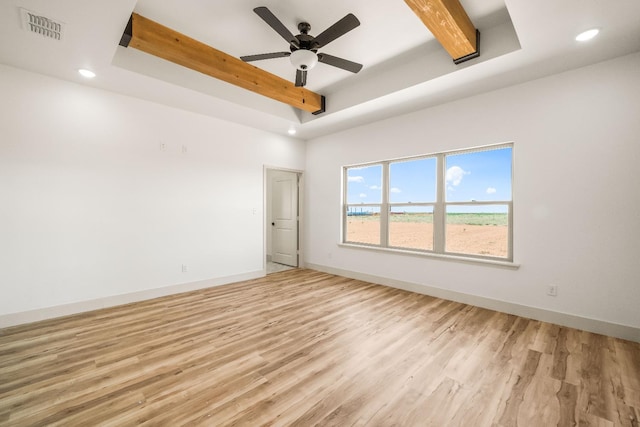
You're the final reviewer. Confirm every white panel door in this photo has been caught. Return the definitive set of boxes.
[272,171,298,267]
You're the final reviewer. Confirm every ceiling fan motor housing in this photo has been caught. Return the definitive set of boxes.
[291,31,319,52]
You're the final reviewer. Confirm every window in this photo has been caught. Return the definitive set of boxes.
[388,157,436,251]
[343,144,513,262]
[345,164,382,245]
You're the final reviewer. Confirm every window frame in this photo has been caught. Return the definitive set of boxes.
[342,143,514,263]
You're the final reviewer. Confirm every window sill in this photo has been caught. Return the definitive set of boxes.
[338,243,520,269]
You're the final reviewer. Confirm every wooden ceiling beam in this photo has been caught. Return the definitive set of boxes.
[404,0,479,63]
[119,13,325,114]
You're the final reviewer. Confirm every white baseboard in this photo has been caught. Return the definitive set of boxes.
[306,263,640,343]
[0,270,265,329]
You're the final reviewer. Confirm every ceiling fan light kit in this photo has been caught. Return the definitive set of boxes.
[290,49,318,71]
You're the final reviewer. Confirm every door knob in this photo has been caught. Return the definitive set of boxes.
[272,222,275,226]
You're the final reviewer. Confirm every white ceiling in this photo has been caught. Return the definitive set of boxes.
[1,0,639,140]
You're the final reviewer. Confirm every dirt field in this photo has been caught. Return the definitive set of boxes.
[346,219,508,258]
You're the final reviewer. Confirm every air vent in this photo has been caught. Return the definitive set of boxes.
[20,8,64,40]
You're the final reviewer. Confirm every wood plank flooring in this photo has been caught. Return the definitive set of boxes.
[1,269,639,426]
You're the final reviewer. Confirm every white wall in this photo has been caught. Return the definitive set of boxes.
[304,53,640,336]
[0,64,305,321]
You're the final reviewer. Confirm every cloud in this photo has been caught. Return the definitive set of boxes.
[486,187,497,194]
[369,185,381,190]
[348,176,365,183]
[390,187,402,193]
[359,193,367,198]
[445,166,470,186]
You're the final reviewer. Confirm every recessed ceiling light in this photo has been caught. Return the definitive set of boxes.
[78,68,96,78]
[575,28,600,42]
[288,128,297,135]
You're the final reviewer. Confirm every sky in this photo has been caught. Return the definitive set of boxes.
[346,147,512,212]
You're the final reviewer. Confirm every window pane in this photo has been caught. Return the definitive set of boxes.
[389,206,434,251]
[389,158,436,203]
[445,205,509,258]
[445,147,512,202]
[346,164,382,204]
[346,206,381,245]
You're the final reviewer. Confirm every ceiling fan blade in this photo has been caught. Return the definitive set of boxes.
[253,7,297,46]
[240,52,291,62]
[295,69,307,87]
[314,13,360,48]
[317,53,363,73]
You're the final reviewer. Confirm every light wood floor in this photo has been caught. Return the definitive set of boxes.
[1,269,639,426]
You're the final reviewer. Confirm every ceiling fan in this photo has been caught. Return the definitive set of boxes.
[240,7,363,87]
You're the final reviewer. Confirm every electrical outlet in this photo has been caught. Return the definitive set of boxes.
[181,264,188,273]
[547,285,558,297]
[159,142,166,151]
[181,145,188,154]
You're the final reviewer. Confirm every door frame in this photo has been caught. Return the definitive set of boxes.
[264,166,304,272]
